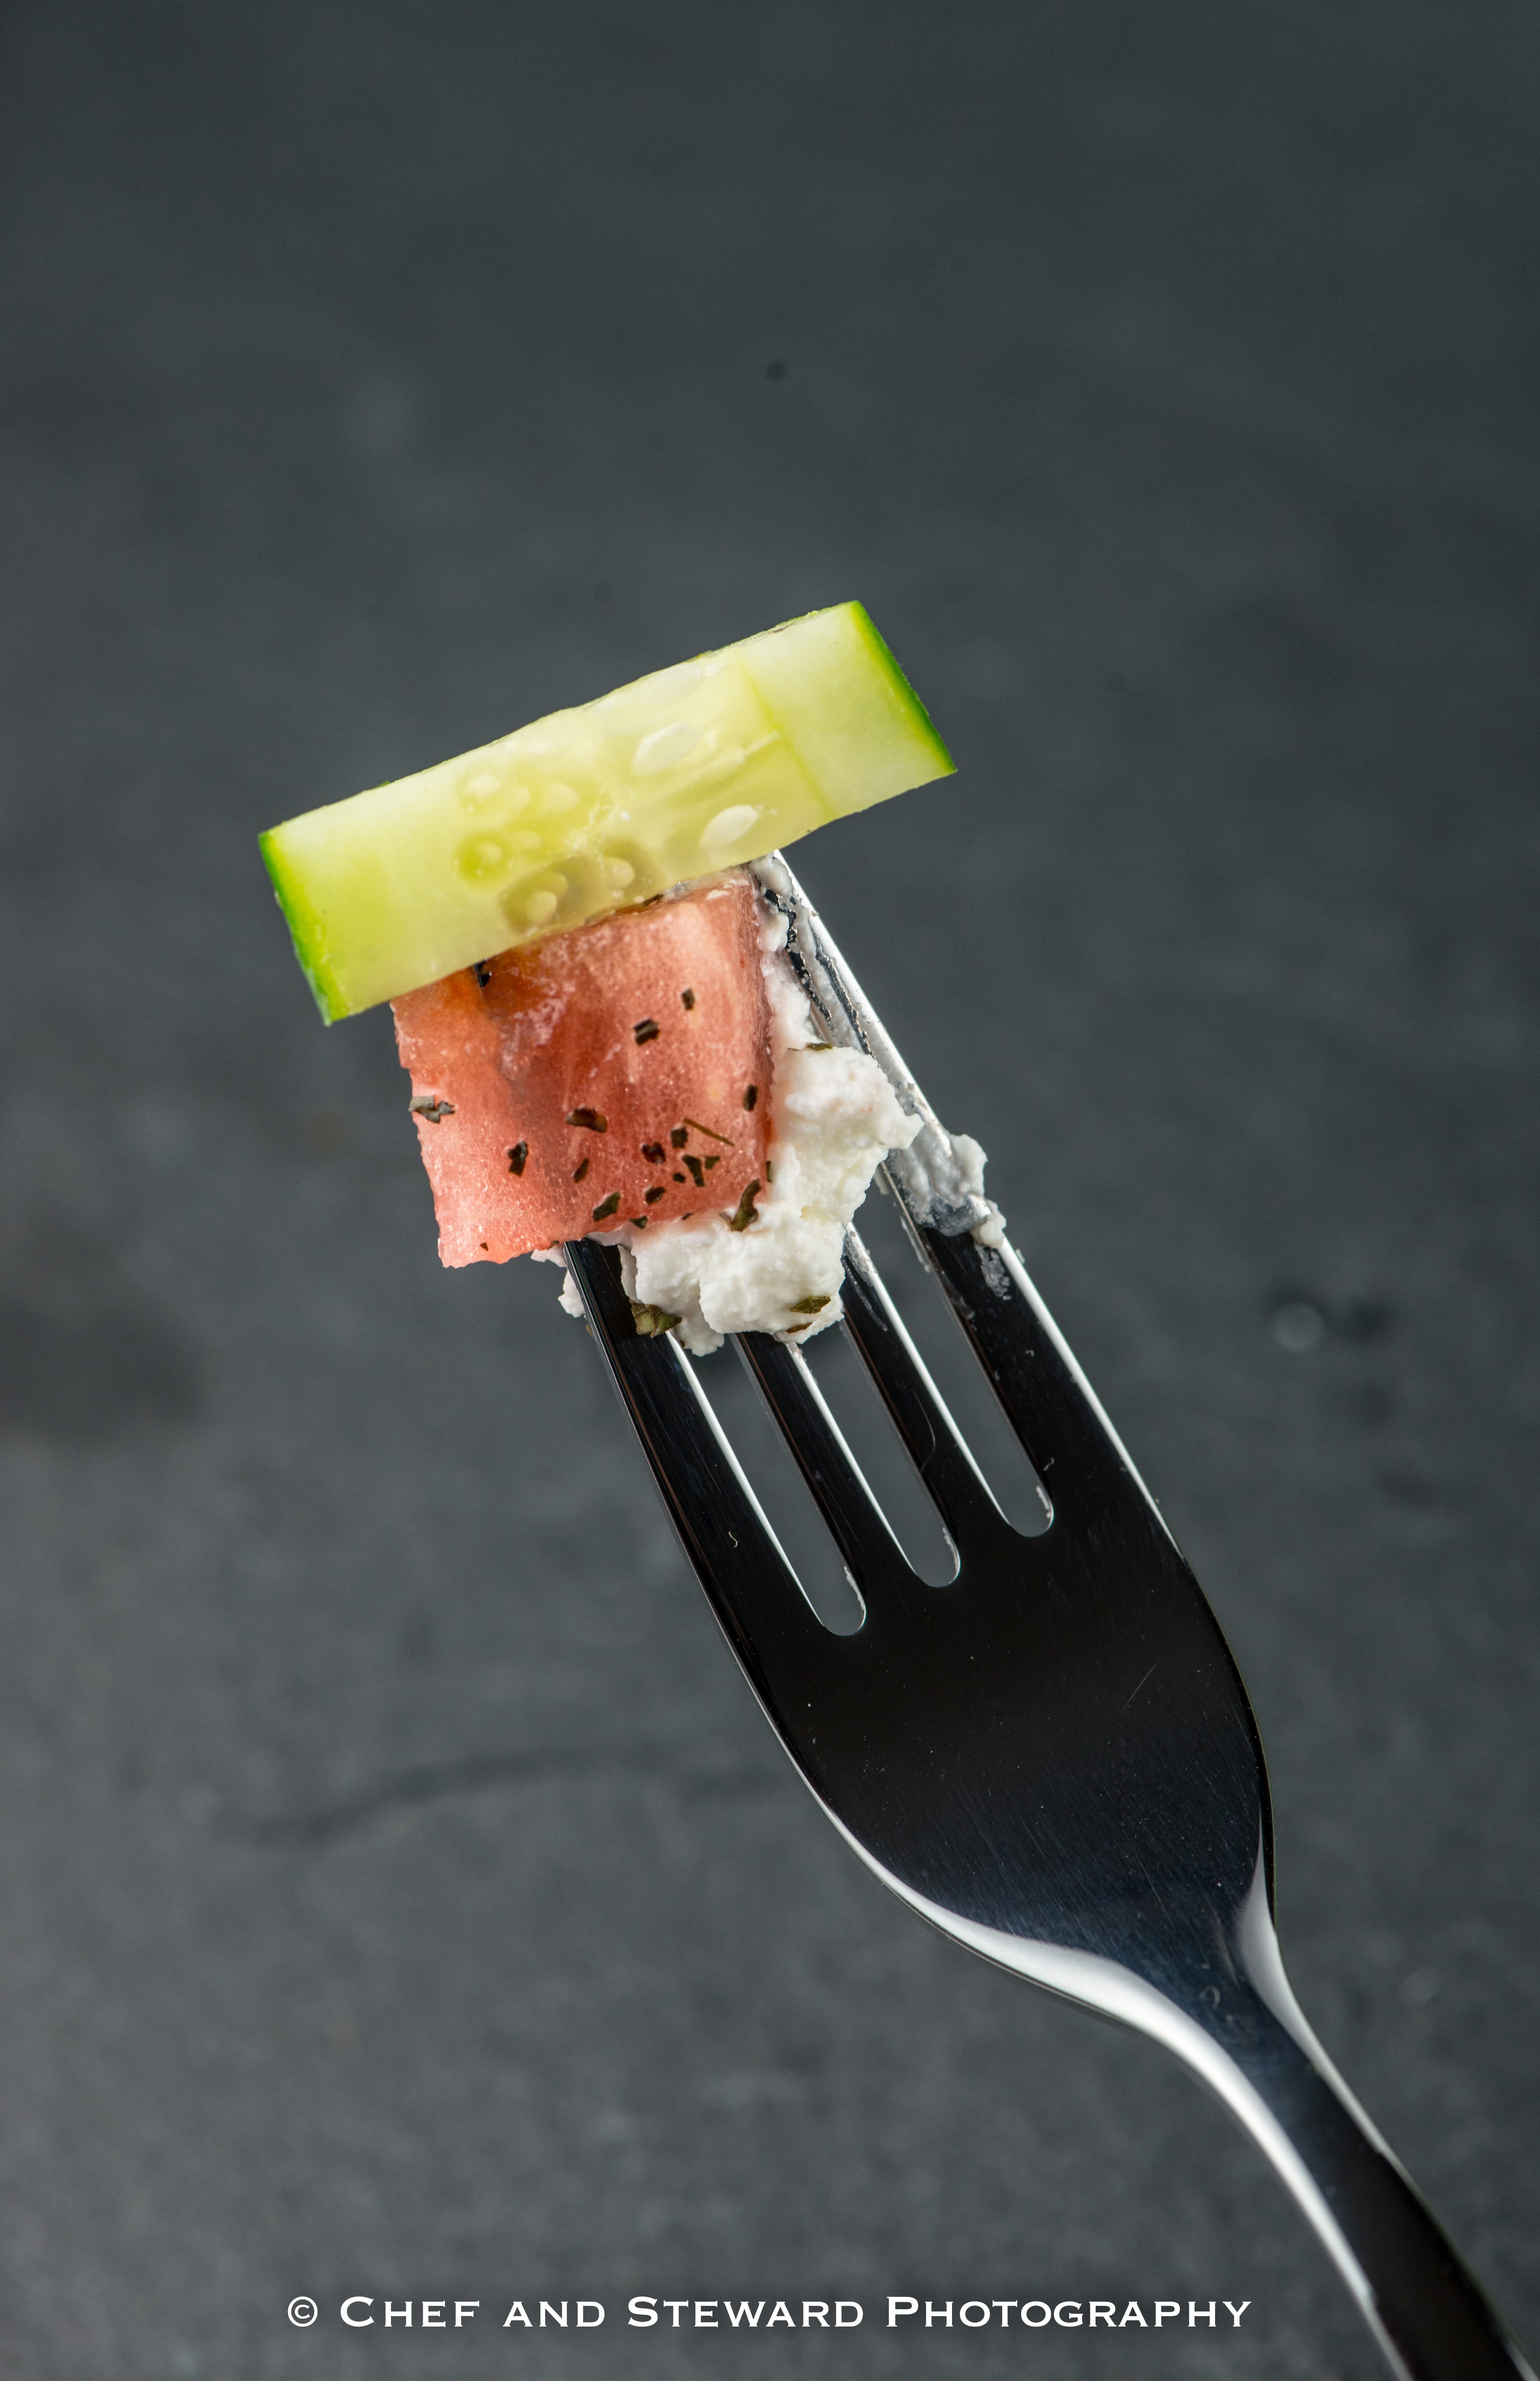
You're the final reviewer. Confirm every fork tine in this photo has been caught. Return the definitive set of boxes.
[731,1330,912,1599]
[563,1239,830,1685]
[763,856,1165,1545]
[915,1223,1157,1537]
[838,1226,1019,1550]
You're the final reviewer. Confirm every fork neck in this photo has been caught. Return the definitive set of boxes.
[858,1849,1534,2381]
[1030,1889,1532,2381]
[1174,1911,1535,2381]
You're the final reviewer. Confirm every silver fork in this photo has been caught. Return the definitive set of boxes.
[564,860,1534,2381]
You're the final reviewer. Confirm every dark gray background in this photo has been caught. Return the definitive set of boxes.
[1,1,1536,2374]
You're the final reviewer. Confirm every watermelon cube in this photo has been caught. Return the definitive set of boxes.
[392,873,772,1266]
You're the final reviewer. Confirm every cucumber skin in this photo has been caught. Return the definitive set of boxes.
[260,829,346,1023]
[848,602,953,778]
[262,603,954,1024]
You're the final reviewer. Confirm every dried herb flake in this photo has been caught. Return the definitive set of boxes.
[683,1154,706,1188]
[567,1106,608,1133]
[643,1186,666,1205]
[506,1141,528,1176]
[682,1116,732,1145]
[629,1300,682,1338]
[725,1179,762,1232]
[640,1141,665,1164]
[409,1096,456,1123]
[572,1156,590,1183]
[680,988,696,1010]
[669,1125,689,1149]
[743,1084,758,1110]
[633,1018,660,1045]
[790,1294,831,1315]
[591,1190,620,1222]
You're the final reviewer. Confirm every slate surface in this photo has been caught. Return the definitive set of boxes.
[0,3,1536,2375]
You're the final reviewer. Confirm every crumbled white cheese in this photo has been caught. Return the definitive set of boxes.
[908,1126,1007,1249]
[530,1243,588,1314]
[619,1043,919,1354]
[547,884,920,1355]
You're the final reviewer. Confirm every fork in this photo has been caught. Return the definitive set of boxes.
[564,859,1534,2381]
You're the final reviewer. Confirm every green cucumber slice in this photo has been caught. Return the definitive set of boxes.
[260,601,952,1021]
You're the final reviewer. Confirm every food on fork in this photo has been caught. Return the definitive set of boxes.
[260,605,951,1350]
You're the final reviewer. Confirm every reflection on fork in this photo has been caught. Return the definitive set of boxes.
[565,859,1534,2381]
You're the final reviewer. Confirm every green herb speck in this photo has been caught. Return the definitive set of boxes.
[629,1300,682,1337]
[726,1180,762,1232]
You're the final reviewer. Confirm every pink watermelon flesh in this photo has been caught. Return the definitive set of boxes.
[392,873,773,1267]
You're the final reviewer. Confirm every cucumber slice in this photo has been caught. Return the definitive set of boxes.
[260,602,952,1022]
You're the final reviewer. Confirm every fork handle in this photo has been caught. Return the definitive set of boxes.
[1185,1955,1534,2381]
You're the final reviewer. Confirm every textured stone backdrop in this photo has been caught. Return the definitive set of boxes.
[0,2,1536,2374]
